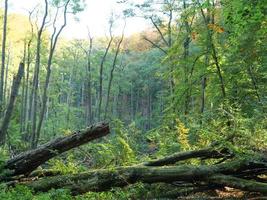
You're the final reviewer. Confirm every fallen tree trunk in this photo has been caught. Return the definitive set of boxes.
[143,147,232,166]
[2,127,267,197]
[23,157,267,195]
[3,122,109,176]
[208,174,267,194]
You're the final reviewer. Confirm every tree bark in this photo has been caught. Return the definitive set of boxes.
[200,0,211,116]
[3,48,10,106]
[79,31,93,125]
[86,35,93,125]
[247,65,261,102]
[30,0,48,149]
[35,0,71,148]
[0,63,24,144]
[24,9,35,141]
[1,139,267,196]
[98,23,113,121]
[198,0,226,98]
[0,0,8,113]
[183,0,192,116]
[23,156,267,195]
[142,147,231,166]
[20,43,27,133]
[104,26,125,119]
[4,122,109,176]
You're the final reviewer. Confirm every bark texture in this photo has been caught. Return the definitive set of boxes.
[24,156,267,195]
[4,122,109,176]
[0,63,24,144]
[1,129,267,197]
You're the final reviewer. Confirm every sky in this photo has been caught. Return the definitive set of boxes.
[8,0,149,39]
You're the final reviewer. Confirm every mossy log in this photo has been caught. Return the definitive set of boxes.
[3,122,109,176]
[24,157,267,195]
[143,147,233,166]
[1,124,267,196]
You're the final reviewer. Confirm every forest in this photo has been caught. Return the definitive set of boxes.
[0,0,266,199]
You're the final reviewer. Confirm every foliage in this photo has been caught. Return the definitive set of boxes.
[0,185,74,200]
[0,0,266,199]
[48,153,80,174]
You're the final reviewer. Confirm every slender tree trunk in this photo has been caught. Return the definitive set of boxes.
[87,53,92,124]
[111,91,117,117]
[30,0,48,149]
[104,29,124,119]
[211,44,226,98]
[83,34,93,125]
[136,89,139,118]
[0,63,24,145]
[66,67,74,128]
[35,0,70,148]
[200,0,211,116]
[200,77,207,114]
[130,83,134,120]
[148,89,152,130]
[20,42,27,133]
[183,0,192,116]
[198,0,226,98]
[98,25,113,121]
[24,40,32,140]
[167,8,173,47]
[24,10,34,141]
[0,0,8,114]
[160,91,163,116]
[3,48,10,107]
[247,65,261,102]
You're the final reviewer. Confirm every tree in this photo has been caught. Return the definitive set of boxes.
[78,29,93,125]
[0,0,8,114]
[30,0,48,148]
[0,63,24,144]
[35,0,71,148]
[98,17,114,121]
[104,22,125,119]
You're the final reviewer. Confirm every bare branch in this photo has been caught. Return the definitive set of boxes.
[143,36,168,54]
[150,16,169,46]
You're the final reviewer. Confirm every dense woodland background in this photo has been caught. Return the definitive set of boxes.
[0,0,266,199]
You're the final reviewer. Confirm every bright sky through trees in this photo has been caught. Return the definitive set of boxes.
[9,0,148,38]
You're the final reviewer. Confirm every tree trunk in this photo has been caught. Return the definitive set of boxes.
[83,33,93,125]
[0,63,24,144]
[198,0,226,98]
[183,0,191,116]
[3,48,10,107]
[1,136,267,196]
[23,151,267,195]
[0,0,8,114]
[4,122,109,176]
[104,29,124,119]
[30,0,48,149]
[24,10,34,141]
[35,0,70,148]
[98,25,113,121]
[200,0,210,116]
[20,43,27,133]
[247,65,261,102]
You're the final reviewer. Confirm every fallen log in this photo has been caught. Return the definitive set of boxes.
[143,147,232,166]
[207,174,267,194]
[3,122,109,176]
[2,130,267,197]
[23,157,267,195]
